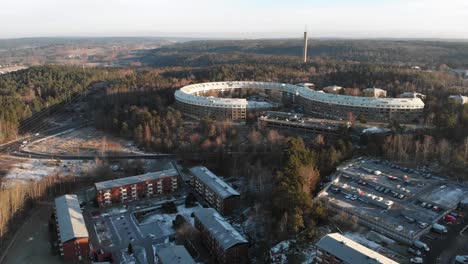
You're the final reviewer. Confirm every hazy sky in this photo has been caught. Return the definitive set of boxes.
[1,0,467,39]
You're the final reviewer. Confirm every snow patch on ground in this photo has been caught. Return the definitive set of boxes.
[140,204,202,235]
[3,159,96,185]
[270,240,295,264]
[269,240,317,264]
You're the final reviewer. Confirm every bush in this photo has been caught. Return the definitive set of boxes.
[185,193,197,207]
[172,214,187,228]
[162,201,178,214]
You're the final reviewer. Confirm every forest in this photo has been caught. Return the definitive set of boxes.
[0,40,467,260]
[142,39,468,68]
[0,65,121,142]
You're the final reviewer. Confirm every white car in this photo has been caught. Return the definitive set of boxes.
[385,200,394,206]
[419,222,428,228]
[410,257,423,263]
[350,195,357,201]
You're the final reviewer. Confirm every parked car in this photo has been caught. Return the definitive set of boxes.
[404,216,416,223]
[419,222,429,228]
[445,214,457,224]
[449,211,460,218]
[413,240,430,252]
[408,247,422,256]
[432,223,448,234]
[410,257,423,263]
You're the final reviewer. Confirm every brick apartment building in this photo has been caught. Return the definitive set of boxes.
[54,194,90,262]
[189,166,240,215]
[95,168,179,207]
[193,208,249,264]
[315,233,398,264]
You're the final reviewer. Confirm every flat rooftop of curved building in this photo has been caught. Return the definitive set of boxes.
[175,81,425,109]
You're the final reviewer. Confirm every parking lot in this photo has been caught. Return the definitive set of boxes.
[321,158,468,244]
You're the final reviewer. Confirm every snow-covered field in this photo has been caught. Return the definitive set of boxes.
[2,158,97,186]
[25,127,145,155]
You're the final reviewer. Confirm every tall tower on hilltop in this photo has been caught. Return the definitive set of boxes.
[303,27,308,63]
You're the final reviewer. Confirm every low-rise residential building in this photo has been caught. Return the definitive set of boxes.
[189,166,240,215]
[258,111,349,141]
[449,94,468,105]
[54,194,89,262]
[156,244,196,264]
[95,168,180,207]
[315,233,399,264]
[297,82,315,88]
[323,85,343,94]
[363,88,387,98]
[193,208,249,264]
[399,92,426,100]
[450,69,468,78]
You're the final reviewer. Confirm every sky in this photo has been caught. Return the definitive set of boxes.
[0,0,467,39]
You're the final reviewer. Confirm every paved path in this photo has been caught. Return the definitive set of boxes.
[0,202,62,264]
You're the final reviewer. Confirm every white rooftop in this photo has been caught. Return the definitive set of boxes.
[190,166,240,199]
[54,194,89,242]
[175,81,424,110]
[316,233,399,264]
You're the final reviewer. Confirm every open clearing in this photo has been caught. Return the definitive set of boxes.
[25,127,145,156]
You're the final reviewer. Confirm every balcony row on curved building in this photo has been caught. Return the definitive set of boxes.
[174,81,425,123]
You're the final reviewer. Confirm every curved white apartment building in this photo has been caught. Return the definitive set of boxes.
[174,81,425,122]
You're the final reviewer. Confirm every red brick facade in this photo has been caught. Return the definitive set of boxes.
[96,174,179,207]
[62,237,90,262]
